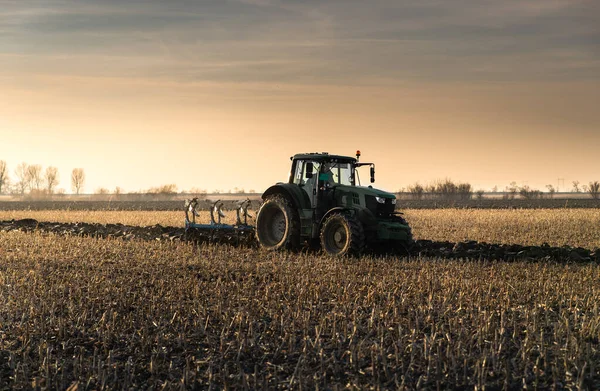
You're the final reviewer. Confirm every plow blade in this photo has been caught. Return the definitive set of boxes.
[184,198,256,246]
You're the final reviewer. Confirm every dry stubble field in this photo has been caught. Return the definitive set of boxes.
[1,208,600,248]
[1,208,600,389]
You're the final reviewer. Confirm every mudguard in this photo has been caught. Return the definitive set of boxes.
[262,183,311,210]
[319,207,352,229]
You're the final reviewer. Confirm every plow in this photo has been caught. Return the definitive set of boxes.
[184,198,255,245]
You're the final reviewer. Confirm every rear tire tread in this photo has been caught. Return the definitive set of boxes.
[255,194,301,251]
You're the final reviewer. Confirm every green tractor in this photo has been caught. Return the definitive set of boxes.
[255,151,412,256]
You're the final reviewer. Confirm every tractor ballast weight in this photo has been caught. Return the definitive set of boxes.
[255,151,412,256]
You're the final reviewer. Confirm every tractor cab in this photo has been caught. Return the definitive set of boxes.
[290,153,357,210]
[256,151,412,256]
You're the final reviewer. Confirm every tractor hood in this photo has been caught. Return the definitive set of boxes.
[356,186,395,199]
[334,184,395,199]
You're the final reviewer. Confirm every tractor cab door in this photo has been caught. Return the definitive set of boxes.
[294,160,321,209]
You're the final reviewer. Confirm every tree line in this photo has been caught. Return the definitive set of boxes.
[0,161,85,196]
[0,160,252,198]
[405,179,600,200]
[500,181,600,200]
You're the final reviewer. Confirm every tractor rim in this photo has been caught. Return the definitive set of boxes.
[259,205,286,246]
[324,220,347,253]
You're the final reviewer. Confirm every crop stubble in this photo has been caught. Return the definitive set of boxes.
[1,208,599,248]
[1,231,599,389]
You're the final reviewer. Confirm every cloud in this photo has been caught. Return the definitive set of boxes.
[0,0,597,90]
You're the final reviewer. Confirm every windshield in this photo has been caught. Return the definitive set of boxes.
[323,162,355,186]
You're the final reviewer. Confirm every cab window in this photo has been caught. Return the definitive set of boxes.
[322,162,354,186]
[292,160,304,185]
[292,160,321,187]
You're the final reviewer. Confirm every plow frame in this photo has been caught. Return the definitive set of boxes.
[184,198,255,242]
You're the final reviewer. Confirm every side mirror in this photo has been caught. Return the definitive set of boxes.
[370,165,375,183]
[306,162,314,179]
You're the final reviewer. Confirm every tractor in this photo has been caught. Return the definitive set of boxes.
[255,151,412,256]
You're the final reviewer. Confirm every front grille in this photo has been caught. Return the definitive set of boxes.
[365,195,395,217]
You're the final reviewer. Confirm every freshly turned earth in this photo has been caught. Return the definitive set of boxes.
[0,198,599,211]
[2,219,598,262]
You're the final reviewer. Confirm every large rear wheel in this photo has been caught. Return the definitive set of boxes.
[320,213,365,256]
[255,194,300,251]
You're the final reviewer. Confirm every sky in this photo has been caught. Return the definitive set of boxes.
[1,0,599,194]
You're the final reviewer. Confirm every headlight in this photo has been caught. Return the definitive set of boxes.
[391,199,397,205]
[375,196,386,204]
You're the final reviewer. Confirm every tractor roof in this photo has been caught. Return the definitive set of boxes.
[291,152,357,163]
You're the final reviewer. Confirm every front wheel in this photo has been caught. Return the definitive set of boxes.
[320,213,365,256]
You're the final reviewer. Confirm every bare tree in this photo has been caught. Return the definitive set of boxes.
[14,162,29,195]
[408,182,424,200]
[572,180,581,193]
[71,168,85,195]
[546,184,556,198]
[589,181,600,200]
[26,164,43,191]
[45,166,60,194]
[505,181,518,200]
[0,160,8,194]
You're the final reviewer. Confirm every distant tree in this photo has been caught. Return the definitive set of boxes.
[519,185,541,200]
[114,186,123,195]
[0,160,8,194]
[248,189,256,194]
[44,166,59,194]
[147,184,177,195]
[506,182,518,200]
[408,183,424,200]
[438,179,457,199]
[475,190,485,200]
[71,168,85,195]
[160,184,177,194]
[572,180,581,193]
[95,187,109,195]
[14,162,29,195]
[26,164,43,191]
[546,184,556,198]
[491,185,498,193]
[424,184,436,198]
[457,183,473,200]
[588,181,600,200]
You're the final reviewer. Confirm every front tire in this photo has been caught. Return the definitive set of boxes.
[255,195,300,251]
[320,213,365,256]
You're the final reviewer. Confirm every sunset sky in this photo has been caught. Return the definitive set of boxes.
[1,0,599,194]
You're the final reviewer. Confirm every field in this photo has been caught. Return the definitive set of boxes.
[2,208,600,249]
[1,207,600,389]
[0,198,599,212]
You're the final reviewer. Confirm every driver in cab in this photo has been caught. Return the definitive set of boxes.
[320,163,336,189]
[303,162,336,193]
